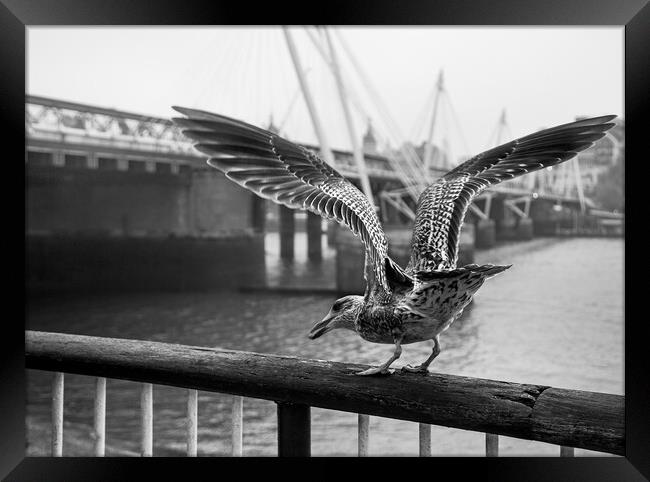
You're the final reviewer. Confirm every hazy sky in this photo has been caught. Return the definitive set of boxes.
[27,27,623,160]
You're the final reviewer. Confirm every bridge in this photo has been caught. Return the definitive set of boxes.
[27,93,621,240]
[25,25,624,298]
[26,92,623,296]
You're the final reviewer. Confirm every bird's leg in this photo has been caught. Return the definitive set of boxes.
[356,339,402,376]
[402,335,441,373]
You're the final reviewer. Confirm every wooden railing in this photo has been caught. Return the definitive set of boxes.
[25,330,624,457]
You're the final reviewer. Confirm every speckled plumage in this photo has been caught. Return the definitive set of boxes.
[173,107,616,375]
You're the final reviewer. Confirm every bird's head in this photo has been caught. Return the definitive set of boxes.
[308,295,363,340]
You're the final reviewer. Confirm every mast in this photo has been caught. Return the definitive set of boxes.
[282,27,336,167]
[323,28,375,206]
[495,108,507,145]
[423,70,444,177]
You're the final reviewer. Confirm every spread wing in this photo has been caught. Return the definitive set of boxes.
[409,115,617,272]
[171,106,407,292]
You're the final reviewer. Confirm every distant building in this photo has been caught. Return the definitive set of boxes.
[378,138,453,179]
[362,119,378,155]
[414,141,452,171]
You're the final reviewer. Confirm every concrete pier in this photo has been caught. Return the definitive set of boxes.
[497,218,534,241]
[26,163,267,295]
[457,223,475,266]
[335,223,476,294]
[335,228,365,294]
[306,212,323,262]
[336,227,415,295]
[515,218,534,240]
[326,221,338,247]
[251,197,266,233]
[496,219,515,240]
[385,227,413,267]
[493,198,534,241]
[475,219,496,249]
[279,206,295,261]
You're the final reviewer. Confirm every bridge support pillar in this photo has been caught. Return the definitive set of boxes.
[384,226,412,267]
[475,219,496,249]
[251,196,266,233]
[335,228,365,295]
[457,222,475,265]
[279,206,295,261]
[496,196,536,241]
[515,218,534,240]
[306,212,322,262]
[327,222,338,246]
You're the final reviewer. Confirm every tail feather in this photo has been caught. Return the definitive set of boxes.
[414,263,512,281]
[404,263,512,317]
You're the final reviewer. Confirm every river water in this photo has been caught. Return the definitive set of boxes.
[26,234,624,456]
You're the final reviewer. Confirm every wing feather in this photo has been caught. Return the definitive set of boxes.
[409,115,617,271]
[172,106,406,291]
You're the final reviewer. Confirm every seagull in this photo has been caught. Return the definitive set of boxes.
[172,107,616,376]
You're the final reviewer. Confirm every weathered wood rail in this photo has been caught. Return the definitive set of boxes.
[26,330,624,456]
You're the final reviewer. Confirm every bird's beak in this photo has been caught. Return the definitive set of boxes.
[308,313,335,340]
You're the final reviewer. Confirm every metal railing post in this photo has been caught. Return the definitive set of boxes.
[187,389,198,457]
[486,433,499,456]
[232,396,243,456]
[419,423,432,456]
[141,383,153,456]
[560,446,575,457]
[51,372,64,456]
[358,414,369,456]
[277,402,311,457]
[93,377,106,456]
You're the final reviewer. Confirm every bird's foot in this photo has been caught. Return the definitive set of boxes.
[355,366,394,376]
[401,364,429,374]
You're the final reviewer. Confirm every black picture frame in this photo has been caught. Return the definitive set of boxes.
[3,0,647,480]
